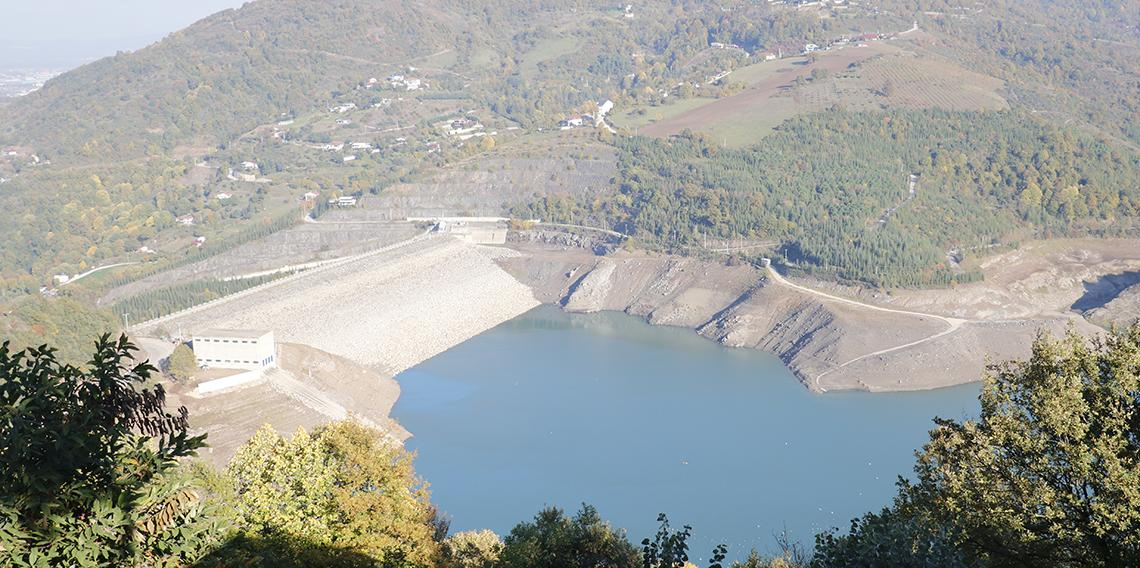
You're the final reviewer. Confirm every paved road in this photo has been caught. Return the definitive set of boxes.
[62,262,139,286]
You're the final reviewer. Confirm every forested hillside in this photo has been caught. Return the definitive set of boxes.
[1,0,1139,298]
[521,110,1140,287]
[0,0,501,162]
[886,0,1140,146]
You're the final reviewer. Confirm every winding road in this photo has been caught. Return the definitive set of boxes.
[762,264,969,391]
[61,262,139,286]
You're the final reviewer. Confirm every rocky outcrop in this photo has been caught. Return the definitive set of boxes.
[562,259,617,312]
[1085,282,1140,328]
[500,244,1094,392]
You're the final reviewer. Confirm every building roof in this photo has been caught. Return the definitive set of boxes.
[193,329,273,339]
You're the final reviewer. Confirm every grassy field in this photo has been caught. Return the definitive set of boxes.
[519,36,582,78]
[610,97,719,130]
[631,39,1007,148]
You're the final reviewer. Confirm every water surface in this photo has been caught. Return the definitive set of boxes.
[395,306,979,558]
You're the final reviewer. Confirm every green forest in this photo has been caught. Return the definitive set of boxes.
[109,273,289,324]
[3,328,1139,567]
[1,0,1138,299]
[519,109,1140,287]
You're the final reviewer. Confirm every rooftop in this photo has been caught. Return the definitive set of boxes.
[193,329,273,339]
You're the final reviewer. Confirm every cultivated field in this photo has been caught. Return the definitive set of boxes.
[635,39,1006,147]
[351,131,617,219]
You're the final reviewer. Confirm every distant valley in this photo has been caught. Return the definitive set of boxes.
[0,0,1138,396]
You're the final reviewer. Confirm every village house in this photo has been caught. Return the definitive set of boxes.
[351,142,373,150]
[138,246,155,254]
[329,196,358,207]
[303,191,320,201]
[241,161,258,171]
[596,100,614,126]
[177,214,195,226]
[336,118,352,125]
[447,118,485,138]
[559,116,585,129]
[329,102,357,114]
[193,236,207,248]
[343,155,357,162]
[216,192,233,200]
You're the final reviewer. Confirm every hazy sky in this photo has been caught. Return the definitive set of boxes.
[0,0,247,67]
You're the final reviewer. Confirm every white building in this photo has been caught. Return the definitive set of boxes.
[192,329,276,371]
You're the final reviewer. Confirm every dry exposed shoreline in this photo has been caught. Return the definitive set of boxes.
[130,231,1140,463]
[138,232,1140,396]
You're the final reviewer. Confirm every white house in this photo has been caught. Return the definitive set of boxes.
[177,214,195,226]
[351,142,373,150]
[192,329,277,371]
[216,192,233,200]
[241,161,258,171]
[405,78,422,91]
[560,116,585,129]
[343,155,357,162]
[596,100,615,126]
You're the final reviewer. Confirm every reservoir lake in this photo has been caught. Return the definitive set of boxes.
[394,305,980,559]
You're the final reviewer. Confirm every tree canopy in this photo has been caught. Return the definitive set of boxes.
[904,327,1140,567]
[499,504,641,568]
[226,421,443,567]
[0,334,211,567]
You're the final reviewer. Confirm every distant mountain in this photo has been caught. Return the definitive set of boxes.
[0,0,525,162]
[0,0,848,164]
[3,0,1140,296]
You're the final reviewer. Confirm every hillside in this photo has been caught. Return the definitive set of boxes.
[0,0,499,161]
[2,0,1140,305]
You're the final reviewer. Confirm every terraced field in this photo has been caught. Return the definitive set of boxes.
[633,38,1006,147]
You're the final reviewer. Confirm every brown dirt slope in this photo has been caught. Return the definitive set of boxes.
[500,237,1125,393]
[171,342,406,467]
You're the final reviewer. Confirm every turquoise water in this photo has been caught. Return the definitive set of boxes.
[394,305,980,559]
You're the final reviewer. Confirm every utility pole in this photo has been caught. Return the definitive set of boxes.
[122,312,130,329]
